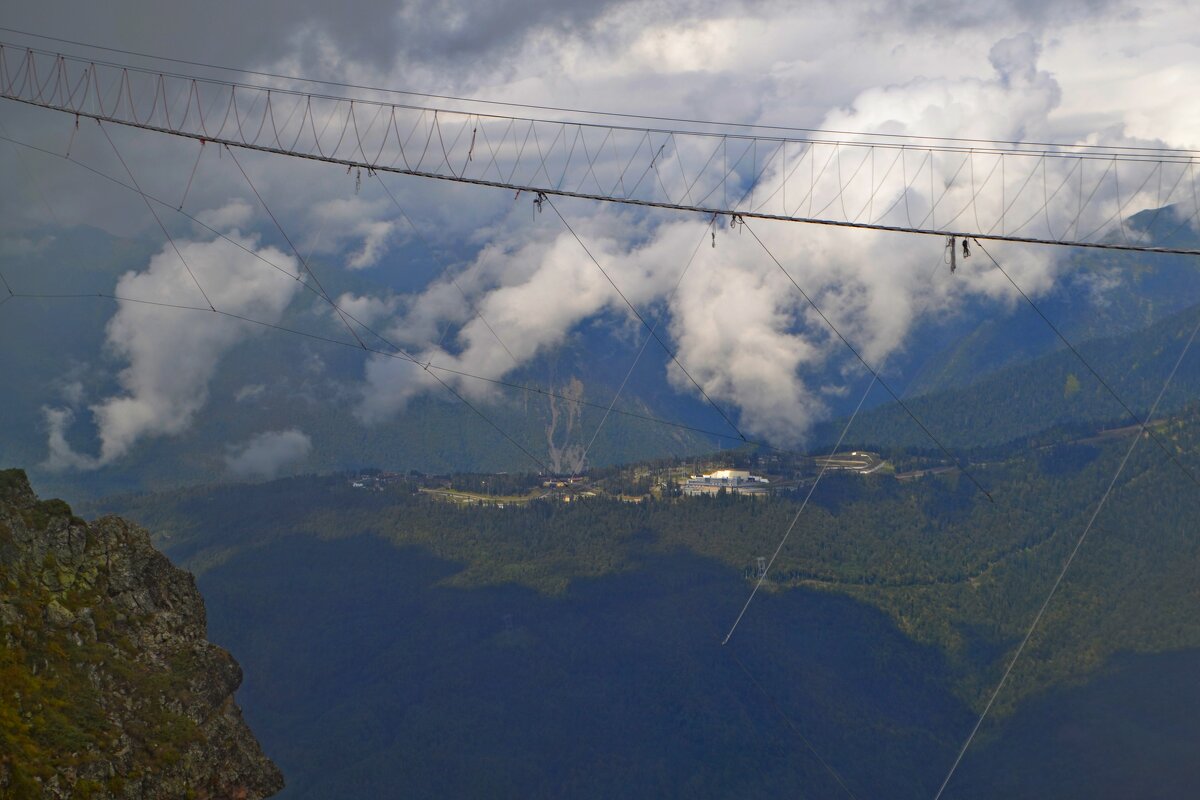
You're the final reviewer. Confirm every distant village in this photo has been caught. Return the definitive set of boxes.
[340,447,958,509]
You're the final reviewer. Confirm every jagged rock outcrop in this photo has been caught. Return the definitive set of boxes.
[0,469,283,798]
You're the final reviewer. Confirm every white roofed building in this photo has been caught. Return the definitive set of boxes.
[682,469,770,496]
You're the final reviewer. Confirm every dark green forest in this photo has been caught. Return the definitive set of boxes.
[86,402,1200,797]
[12,223,1200,798]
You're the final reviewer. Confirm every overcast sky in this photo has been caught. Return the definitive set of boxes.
[2,0,1198,468]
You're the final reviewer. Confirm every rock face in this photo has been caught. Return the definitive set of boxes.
[0,469,283,798]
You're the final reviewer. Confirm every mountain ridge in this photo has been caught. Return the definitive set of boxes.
[0,468,282,798]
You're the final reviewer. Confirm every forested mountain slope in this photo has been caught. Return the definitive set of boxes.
[86,404,1200,797]
[815,299,1200,452]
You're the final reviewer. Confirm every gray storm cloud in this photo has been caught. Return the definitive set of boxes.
[225,429,313,478]
[43,225,301,468]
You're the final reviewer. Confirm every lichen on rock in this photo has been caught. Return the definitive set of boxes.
[0,468,283,798]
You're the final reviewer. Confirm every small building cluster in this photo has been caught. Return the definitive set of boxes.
[349,472,406,490]
[542,476,588,489]
[682,468,770,496]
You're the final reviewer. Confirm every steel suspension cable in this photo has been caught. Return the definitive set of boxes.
[6,44,1200,258]
[742,219,994,501]
[0,128,787,456]
[7,129,550,473]
[543,194,750,443]
[932,294,1200,799]
[722,252,949,644]
[973,239,1200,489]
[222,142,368,348]
[571,217,715,478]
[95,120,215,311]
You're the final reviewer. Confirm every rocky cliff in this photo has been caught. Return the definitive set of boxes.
[0,469,282,798]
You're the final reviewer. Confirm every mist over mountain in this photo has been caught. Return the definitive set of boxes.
[4,2,1200,796]
[0,226,717,498]
[5,210,1200,502]
[85,389,1200,797]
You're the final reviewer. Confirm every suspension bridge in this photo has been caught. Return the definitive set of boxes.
[2,40,1199,256]
[2,31,1199,800]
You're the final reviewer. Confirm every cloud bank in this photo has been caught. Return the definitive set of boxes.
[44,227,301,468]
[5,0,1197,464]
[354,36,1068,441]
[225,429,313,478]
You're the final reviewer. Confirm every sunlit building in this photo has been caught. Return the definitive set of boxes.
[682,469,769,496]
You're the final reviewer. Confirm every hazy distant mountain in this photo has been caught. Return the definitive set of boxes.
[899,206,1200,397]
[0,226,714,499]
[85,400,1200,798]
[815,298,1200,453]
[4,212,1198,500]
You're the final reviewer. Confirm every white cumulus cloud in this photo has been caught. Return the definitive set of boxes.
[46,233,302,468]
[353,39,1068,441]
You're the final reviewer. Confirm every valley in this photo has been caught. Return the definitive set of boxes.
[3,9,1200,798]
[79,399,1200,797]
